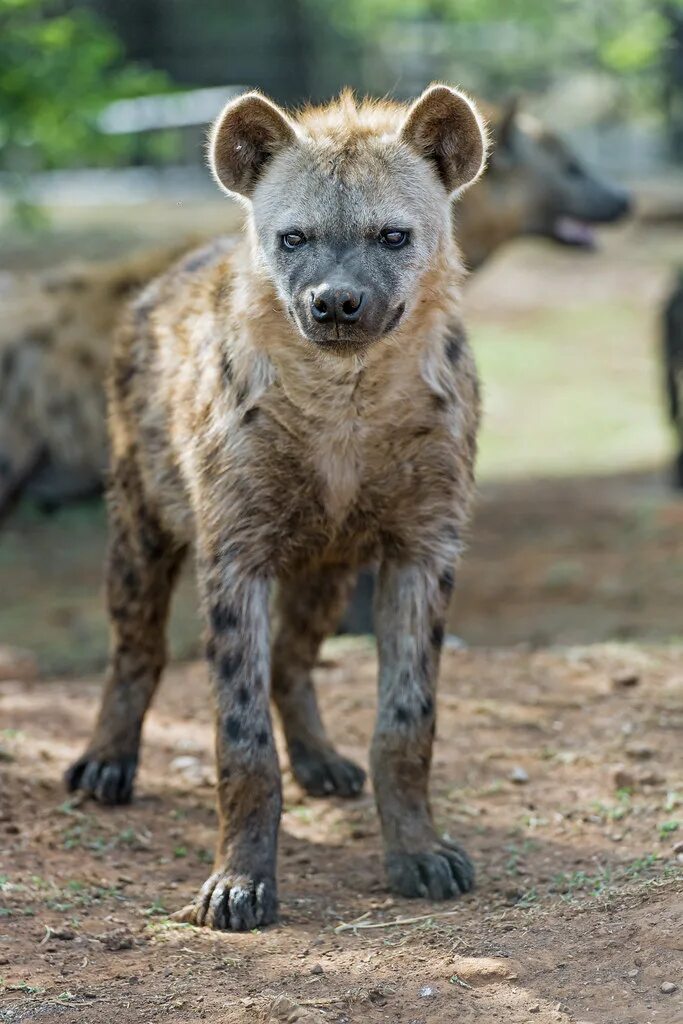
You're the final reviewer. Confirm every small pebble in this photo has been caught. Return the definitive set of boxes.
[627,968,639,978]
[661,982,677,994]
[528,1005,540,1014]
[612,670,640,689]
[672,840,683,854]
[419,985,437,998]
[309,963,324,976]
[509,766,529,784]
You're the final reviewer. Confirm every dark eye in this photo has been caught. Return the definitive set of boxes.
[380,228,409,249]
[282,230,306,249]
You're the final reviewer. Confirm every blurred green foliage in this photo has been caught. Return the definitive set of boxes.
[0,0,172,222]
[316,0,683,79]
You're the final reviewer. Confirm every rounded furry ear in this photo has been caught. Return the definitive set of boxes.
[400,85,487,195]
[209,91,297,199]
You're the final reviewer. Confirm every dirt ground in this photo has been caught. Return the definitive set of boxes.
[1,202,682,1022]
[1,642,682,1023]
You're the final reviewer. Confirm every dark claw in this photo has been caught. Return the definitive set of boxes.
[64,755,137,805]
[176,872,277,931]
[386,841,475,900]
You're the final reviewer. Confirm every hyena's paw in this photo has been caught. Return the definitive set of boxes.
[289,740,366,798]
[65,754,137,805]
[173,871,277,931]
[386,839,475,900]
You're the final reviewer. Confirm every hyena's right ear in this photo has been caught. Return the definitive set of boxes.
[400,84,488,196]
[209,91,297,199]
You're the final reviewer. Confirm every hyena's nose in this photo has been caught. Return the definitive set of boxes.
[310,286,365,324]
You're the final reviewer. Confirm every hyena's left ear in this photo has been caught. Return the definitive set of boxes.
[209,91,297,199]
[400,85,488,195]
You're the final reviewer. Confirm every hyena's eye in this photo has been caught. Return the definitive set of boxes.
[282,230,307,249]
[379,228,409,249]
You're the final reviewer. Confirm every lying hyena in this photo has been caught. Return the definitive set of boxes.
[65,84,487,929]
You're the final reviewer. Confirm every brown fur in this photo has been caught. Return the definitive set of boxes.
[65,86,484,929]
[0,100,629,518]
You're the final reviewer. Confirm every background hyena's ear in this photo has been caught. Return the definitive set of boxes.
[209,91,297,198]
[400,84,488,195]
[493,94,521,152]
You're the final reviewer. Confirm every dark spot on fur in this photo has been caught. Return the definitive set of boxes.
[122,568,139,592]
[421,650,430,678]
[431,622,445,648]
[445,324,466,364]
[219,649,243,679]
[206,637,216,662]
[24,328,53,349]
[256,729,269,747]
[413,425,432,438]
[210,602,239,633]
[237,685,249,706]
[439,568,455,595]
[395,705,410,724]
[235,381,249,407]
[241,406,259,425]
[1,348,16,380]
[421,695,434,717]
[113,360,137,395]
[221,352,233,386]
[76,350,96,370]
[225,715,241,741]
[431,393,448,411]
[110,276,143,299]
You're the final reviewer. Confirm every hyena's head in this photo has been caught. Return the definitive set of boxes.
[209,86,487,355]
[487,98,631,248]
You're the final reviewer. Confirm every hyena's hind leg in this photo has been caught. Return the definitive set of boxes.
[271,566,366,798]
[66,455,186,804]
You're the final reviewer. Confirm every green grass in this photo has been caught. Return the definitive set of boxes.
[472,302,670,480]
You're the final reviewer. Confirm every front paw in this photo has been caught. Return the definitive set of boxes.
[386,838,475,899]
[173,870,277,931]
[65,753,137,805]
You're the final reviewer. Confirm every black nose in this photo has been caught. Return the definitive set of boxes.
[310,286,364,324]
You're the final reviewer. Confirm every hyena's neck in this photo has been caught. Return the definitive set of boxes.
[227,237,465,418]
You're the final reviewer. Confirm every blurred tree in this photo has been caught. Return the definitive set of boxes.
[0,0,171,223]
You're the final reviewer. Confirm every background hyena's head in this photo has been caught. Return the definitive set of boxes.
[486,97,631,248]
[209,85,487,356]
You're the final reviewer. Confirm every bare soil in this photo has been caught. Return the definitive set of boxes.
[1,641,682,1023]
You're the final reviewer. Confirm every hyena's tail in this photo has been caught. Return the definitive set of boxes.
[663,272,683,489]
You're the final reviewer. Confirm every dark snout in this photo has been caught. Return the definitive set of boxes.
[592,184,632,224]
[310,284,365,324]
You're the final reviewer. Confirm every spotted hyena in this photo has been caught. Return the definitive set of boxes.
[65,85,487,930]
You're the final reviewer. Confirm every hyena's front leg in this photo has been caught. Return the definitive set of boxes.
[272,566,366,798]
[177,557,281,931]
[372,559,475,900]
[66,459,185,804]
